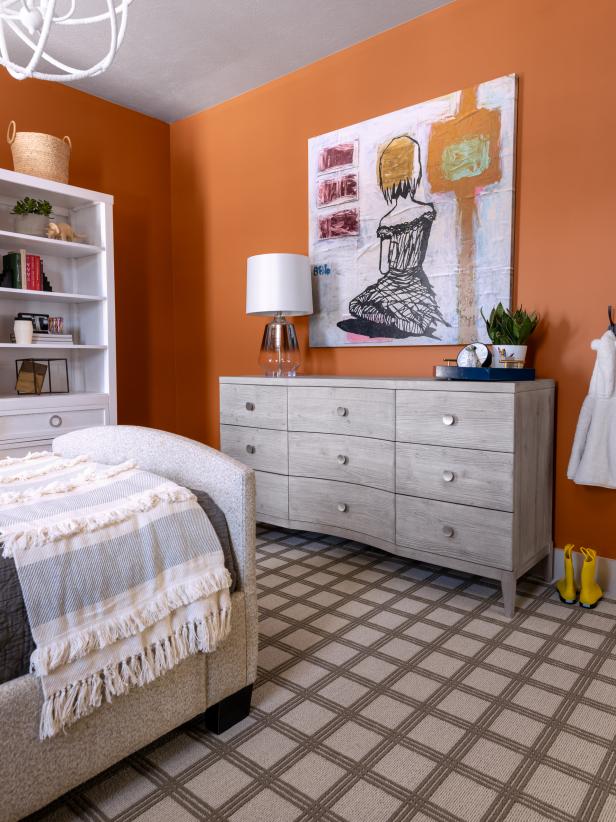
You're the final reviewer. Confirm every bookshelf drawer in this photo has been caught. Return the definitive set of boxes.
[0,439,52,460]
[0,406,107,443]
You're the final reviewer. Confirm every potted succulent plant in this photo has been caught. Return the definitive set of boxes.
[481,303,539,367]
[11,197,53,236]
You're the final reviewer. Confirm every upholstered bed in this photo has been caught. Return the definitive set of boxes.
[0,426,257,822]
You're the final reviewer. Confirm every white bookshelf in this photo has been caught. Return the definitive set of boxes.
[0,167,116,457]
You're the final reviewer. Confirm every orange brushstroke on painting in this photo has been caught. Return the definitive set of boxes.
[428,85,502,341]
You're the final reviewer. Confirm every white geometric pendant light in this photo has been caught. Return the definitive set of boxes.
[0,0,132,82]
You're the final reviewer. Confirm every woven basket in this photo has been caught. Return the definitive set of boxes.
[7,121,72,184]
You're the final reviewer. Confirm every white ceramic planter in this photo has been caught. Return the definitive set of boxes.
[14,213,49,236]
[14,319,33,345]
[492,344,527,368]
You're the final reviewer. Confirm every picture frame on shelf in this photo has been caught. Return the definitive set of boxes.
[15,358,69,395]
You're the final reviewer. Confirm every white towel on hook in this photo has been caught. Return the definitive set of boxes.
[567,330,616,488]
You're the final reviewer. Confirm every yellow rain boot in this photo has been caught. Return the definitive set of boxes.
[579,547,603,609]
[556,544,577,604]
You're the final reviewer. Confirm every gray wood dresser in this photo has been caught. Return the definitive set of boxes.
[219,376,555,616]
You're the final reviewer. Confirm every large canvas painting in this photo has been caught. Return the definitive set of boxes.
[308,75,516,347]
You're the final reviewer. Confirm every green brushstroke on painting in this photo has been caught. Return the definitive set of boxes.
[441,135,491,181]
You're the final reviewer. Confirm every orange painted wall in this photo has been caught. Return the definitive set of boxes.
[0,75,176,430]
[172,0,616,556]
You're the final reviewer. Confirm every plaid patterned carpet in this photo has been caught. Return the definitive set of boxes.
[32,526,616,822]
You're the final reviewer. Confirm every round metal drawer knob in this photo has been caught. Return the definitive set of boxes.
[49,414,63,428]
[245,402,255,411]
[246,445,255,454]
[337,454,348,465]
[337,503,348,513]
[442,470,455,483]
[442,525,455,538]
[442,414,456,426]
[337,406,349,417]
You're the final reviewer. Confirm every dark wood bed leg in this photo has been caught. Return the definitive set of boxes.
[203,684,253,734]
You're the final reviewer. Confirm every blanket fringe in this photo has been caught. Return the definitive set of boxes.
[1,483,196,556]
[39,607,232,739]
[32,567,232,675]
[0,460,136,508]
[0,454,90,485]
[0,450,52,466]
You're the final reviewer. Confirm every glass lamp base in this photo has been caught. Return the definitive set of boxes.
[258,314,301,377]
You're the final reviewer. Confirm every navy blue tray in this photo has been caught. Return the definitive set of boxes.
[434,365,536,381]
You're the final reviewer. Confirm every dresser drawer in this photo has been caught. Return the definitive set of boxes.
[289,476,394,542]
[396,390,514,451]
[220,384,287,430]
[396,495,513,569]
[288,387,395,440]
[396,443,514,512]
[0,406,107,444]
[221,425,288,475]
[289,432,394,492]
[256,471,288,520]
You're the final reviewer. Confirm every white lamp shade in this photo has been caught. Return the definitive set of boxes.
[246,253,313,316]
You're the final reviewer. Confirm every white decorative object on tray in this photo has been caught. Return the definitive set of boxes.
[457,342,491,368]
[493,344,527,367]
[308,75,516,348]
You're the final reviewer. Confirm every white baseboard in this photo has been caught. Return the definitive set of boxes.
[552,547,616,597]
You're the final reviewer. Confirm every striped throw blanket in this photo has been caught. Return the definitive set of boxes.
[0,451,232,739]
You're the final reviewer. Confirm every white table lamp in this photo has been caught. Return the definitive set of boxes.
[246,253,313,377]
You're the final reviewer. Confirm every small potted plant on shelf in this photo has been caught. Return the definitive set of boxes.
[11,197,53,237]
[481,302,539,367]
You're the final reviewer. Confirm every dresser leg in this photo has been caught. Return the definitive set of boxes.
[501,573,516,618]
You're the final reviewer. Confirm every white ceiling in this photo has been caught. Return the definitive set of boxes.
[24,0,454,123]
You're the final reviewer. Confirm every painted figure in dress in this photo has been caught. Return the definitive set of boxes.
[337,136,448,339]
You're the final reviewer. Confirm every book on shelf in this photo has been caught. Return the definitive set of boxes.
[33,255,42,290]
[25,254,33,290]
[10,332,74,345]
[2,250,46,291]
[2,251,22,288]
[20,249,26,290]
[25,254,38,290]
